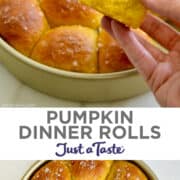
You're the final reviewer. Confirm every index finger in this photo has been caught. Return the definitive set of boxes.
[111,20,157,81]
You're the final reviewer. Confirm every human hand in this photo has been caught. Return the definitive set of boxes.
[102,0,180,107]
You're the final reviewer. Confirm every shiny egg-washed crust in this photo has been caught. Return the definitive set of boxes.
[107,161,148,180]
[39,0,103,29]
[98,29,133,73]
[0,0,148,73]
[0,0,49,56]
[31,160,148,180]
[80,0,146,28]
[71,160,113,180]
[31,161,71,180]
[31,26,98,73]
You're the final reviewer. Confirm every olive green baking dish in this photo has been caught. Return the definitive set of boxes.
[22,160,158,180]
[0,38,149,102]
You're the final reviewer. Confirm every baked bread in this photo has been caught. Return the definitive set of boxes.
[31,160,148,180]
[31,161,71,180]
[0,0,139,73]
[0,0,49,56]
[31,26,98,73]
[79,0,146,28]
[39,0,103,29]
[71,160,113,180]
[107,161,148,180]
[98,29,133,73]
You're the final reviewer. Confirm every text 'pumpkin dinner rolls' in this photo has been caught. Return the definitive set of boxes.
[0,0,49,56]
[40,0,103,29]
[98,29,133,73]
[31,26,98,73]
[79,0,146,28]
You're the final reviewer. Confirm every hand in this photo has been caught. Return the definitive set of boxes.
[102,0,180,107]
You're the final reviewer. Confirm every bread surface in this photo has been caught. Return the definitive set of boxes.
[31,26,98,73]
[80,0,146,28]
[0,0,144,73]
[0,0,49,55]
[31,161,71,180]
[107,161,148,180]
[31,160,148,180]
[98,29,133,73]
[40,0,102,29]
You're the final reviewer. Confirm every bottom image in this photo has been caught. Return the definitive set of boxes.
[0,160,180,180]
[23,160,156,180]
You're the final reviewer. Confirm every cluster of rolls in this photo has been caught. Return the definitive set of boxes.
[0,0,135,73]
[31,160,148,180]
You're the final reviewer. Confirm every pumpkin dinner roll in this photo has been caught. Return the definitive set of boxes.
[0,0,49,56]
[40,0,103,29]
[31,161,71,180]
[31,26,98,73]
[79,0,146,28]
[107,161,148,180]
[71,160,113,180]
[98,29,133,73]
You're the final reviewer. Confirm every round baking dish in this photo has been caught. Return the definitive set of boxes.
[22,160,158,180]
[0,38,149,102]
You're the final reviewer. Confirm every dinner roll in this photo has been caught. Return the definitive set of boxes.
[31,161,71,180]
[0,0,49,55]
[98,29,133,73]
[107,161,148,180]
[40,0,102,29]
[71,160,113,180]
[31,160,149,179]
[31,26,98,73]
[79,0,146,28]
[1,0,148,73]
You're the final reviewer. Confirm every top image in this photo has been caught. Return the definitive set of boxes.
[0,0,179,107]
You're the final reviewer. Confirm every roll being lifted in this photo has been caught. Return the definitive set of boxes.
[79,0,147,28]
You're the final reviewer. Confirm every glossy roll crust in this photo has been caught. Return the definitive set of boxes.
[31,160,148,180]
[39,0,102,29]
[0,0,49,55]
[0,0,149,73]
[31,26,98,73]
[98,29,133,73]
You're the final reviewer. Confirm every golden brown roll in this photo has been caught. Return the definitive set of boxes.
[107,161,148,180]
[0,0,140,73]
[70,160,113,180]
[31,26,98,73]
[31,160,149,180]
[98,29,133,73]
[0,0,49,56]
[31,161,71,180]
[40,0,102,29]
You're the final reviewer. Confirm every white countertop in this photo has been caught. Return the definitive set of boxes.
[0,161,179,179]
[0,62,159,107]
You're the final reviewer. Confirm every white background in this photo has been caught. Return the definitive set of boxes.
[0,161,179,179]
[0,108,180,160]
